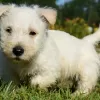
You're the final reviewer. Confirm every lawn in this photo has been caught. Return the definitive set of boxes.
[0,81,100,100]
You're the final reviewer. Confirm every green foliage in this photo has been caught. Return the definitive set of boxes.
[88,6,100,25]
[60,0,100,26]
[53,18,91,38]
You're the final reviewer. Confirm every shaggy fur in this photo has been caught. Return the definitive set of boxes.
[0,4,99,96]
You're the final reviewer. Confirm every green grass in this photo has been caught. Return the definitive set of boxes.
[0,81,100,100]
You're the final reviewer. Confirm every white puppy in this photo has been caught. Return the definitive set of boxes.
[0,4,99,96]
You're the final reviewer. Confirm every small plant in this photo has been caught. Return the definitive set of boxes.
[50,18,96,38]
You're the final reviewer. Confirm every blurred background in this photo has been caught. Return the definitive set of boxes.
[0,0,100,38]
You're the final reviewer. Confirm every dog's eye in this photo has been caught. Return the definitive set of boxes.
[29,31,36,36]
[6,27,12,33]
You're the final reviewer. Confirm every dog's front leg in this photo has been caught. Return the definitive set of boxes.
[30,73,57,89]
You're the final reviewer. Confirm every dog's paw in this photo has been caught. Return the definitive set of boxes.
[30,76,49,90]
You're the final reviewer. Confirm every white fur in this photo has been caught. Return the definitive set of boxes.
[49,30,100,94]
[0,4,99,96]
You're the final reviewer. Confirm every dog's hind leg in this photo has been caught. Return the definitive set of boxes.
[73,62,99,96]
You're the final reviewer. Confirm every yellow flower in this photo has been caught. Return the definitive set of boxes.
[94,28,98,32]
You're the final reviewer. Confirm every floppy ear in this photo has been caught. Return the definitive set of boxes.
[0,5,13,16]
[39,8,57,25]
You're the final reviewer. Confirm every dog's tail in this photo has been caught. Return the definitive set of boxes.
[83,28,100,53]
[83,28,100,45]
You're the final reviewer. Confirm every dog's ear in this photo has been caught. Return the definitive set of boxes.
[32,5,57,25]
[39,8,57,25]
[0,5,14,16]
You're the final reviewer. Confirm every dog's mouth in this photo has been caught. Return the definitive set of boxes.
[3,51,31,63]
[15,57,21,61]
[12,57,22,63]
[12,57,30,64]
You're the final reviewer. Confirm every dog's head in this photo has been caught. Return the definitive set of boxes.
[0,4,57,62]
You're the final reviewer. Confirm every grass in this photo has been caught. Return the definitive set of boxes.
[0,81,100,100]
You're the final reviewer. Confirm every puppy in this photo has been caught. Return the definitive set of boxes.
[0,4,99,96]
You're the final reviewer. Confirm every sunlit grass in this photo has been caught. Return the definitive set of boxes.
[0,81,100,100]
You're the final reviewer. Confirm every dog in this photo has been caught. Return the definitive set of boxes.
[0,4,99,96]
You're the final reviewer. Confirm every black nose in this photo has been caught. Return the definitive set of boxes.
[13,46,24,56]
